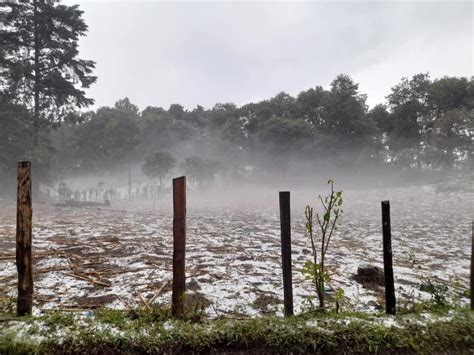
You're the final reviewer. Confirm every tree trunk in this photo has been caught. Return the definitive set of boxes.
[32,178,40,200]
[128,166,132,200]
[159,176,163,197]
[317,289,324,308]
[32,0,41,199]
[319,259,325,308]
[33,0,40,148]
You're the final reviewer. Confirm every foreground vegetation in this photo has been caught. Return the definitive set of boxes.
[1,304,472,354]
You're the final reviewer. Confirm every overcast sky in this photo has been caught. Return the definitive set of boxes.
[64,0,473,111]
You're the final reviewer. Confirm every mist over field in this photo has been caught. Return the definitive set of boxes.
[1,72,473,204]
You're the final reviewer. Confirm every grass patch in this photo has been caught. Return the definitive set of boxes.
[0,305,472,354]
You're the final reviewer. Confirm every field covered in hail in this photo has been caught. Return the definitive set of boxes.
[0,184,472,316]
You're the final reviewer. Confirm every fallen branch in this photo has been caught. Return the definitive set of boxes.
[113,294,130,310]
[0,255,15,260]
[138,293,152,311]
[62,272,111,287]
[148,280,170,305]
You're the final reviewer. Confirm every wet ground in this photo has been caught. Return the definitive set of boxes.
[0,185,472,316]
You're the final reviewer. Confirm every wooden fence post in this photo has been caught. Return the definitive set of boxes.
[470,221,473,310]
[172,176,186,317]
[279,191,293,316]
[381,200,396,315]
[16,161,33,316]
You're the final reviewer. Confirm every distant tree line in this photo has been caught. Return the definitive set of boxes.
[2,72,474,191]
[51,73,473,177]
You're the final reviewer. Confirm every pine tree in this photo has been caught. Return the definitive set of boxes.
[0,0,96,147]
[0,0,96,194]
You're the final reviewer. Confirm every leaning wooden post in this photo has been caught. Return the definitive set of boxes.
[279,191,293,316]
[381,200,396,315]
[470,221,473,310]
[172,176,186,317]
[16,161,33,316]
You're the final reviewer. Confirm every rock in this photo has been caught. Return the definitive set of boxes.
[187,278,201,291]
[353,265,384,286]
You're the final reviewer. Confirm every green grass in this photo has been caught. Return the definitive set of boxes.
[0,306,472,354]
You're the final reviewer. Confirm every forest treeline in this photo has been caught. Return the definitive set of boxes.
[3,72,474,189]
[59,73,474,175]
[0,1,473,193]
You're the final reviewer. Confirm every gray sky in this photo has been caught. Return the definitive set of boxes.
[65,0,473,110]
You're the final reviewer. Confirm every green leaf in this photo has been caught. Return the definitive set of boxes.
[335,288,345,301]
[323,212,329,222]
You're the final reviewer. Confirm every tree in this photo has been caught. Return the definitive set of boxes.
[369,104,391,135]
[188,105,210,134]
[386,74,473,170]
[97,105,140,161]
[209,103,246,145]
[426,77,474,169]
[181,156,219,189]
[429,108,474,169]
[137,106,175,154]
[0,99,32,195]
[1,0,96,195]
[386,74,431,169]
[142,151,177,188]
[267,92,297,119]
[367,104,390,162]
[242,92,297,138]
[114,97,139,115]
[168,104,186,120]
[0,101,31,171]
[57,181,72,200]
[257,117,313,153]
[321,75,377,163]
[135,105,197,157]
[303,180,343,310]
[296,86,329,128]
[428,77,472,114]
[55,102,140,174]
[0,0,96,146]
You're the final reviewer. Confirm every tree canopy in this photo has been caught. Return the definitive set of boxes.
[142,151,177,185]
[1,0,96,133]
[0,0,96,193]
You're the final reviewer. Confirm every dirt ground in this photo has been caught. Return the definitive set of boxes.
[0,185,472,316]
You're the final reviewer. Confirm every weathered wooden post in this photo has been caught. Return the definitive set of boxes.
[470,221,473,310]
[381,200,396,315]
[279,191,293,316]
[172,176,186,317]
[16,161,33,316]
